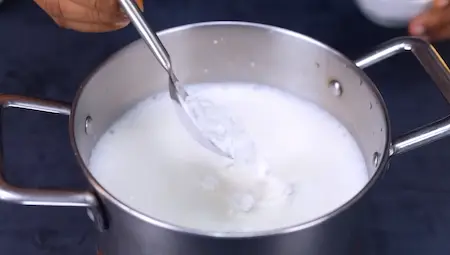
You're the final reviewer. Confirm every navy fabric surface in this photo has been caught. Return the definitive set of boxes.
[1,0,450,255]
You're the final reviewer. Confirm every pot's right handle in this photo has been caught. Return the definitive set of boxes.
[355,37,450,156]
[0,94,106,231]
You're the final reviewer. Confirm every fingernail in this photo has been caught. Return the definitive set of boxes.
[115,20,130,28]
[411,24,426,35]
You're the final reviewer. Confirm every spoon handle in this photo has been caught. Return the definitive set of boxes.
[118,0,177,80]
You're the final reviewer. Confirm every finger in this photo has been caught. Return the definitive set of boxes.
[409,7,450,35]
[423,24,450,41]
[34,0,63,17]
[434,0,449,8]
[35,0,127,24]
[70,0,144,14]
[52,17,130,32]
[412,8,443,29]
[70,0,119,14]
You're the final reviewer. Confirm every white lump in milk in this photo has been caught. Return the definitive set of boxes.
[89,83,368,232]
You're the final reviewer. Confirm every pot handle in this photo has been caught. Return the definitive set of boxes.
[0,94,106,231]
[355,37,450,156]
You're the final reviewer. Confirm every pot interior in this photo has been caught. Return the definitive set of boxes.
[71,22,389,232]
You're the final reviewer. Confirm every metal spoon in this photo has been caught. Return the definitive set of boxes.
[118,0,231,158]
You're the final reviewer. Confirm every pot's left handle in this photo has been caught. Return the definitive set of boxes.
[0,94,106,231]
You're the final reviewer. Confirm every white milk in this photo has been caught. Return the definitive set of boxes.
[88,83,369,233]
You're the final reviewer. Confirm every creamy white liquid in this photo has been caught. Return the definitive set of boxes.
[89,83,369,233]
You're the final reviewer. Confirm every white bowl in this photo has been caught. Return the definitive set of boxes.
[355,0,432,28]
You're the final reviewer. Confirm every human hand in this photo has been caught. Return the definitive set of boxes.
[34,0,144,32]
[409,0,450,41]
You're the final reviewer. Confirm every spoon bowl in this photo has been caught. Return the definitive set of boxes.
[119,0,231,158]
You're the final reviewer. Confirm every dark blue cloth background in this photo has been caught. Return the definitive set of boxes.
[1,0,450,254]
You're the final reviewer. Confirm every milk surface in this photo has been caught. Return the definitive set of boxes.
[88,83,369,233]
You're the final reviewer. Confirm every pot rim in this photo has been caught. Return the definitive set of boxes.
[69,21,392,238]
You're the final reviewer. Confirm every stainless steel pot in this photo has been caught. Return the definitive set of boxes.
[1,22,450,255]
